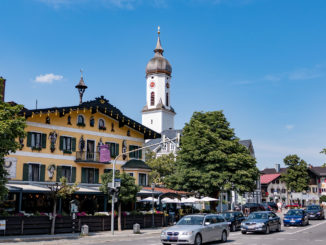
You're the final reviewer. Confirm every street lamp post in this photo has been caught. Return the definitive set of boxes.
[151,182,155,228]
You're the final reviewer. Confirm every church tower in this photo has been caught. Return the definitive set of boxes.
[142,27,176,134]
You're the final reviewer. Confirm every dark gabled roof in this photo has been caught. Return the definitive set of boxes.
[122,159,151,170]
[260,168,287,174]
[239,140,251,148]
[309,167,326,176]
[20,96,160,140]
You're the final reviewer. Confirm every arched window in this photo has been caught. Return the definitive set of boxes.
[166,92,169,106]
[77,115,85,126]
[90,117,95,127]
[98,119,106,130]
[150,92,155,106]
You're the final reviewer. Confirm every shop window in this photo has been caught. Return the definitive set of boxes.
[105,142,119,158]
[59,136,76,153]
[81,167,99,184]
[129,145,142,159]
[139,173,147,186]
[27,132,47,150]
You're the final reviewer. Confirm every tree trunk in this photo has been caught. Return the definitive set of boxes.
[51,198,57,235]
[118,203,122,231]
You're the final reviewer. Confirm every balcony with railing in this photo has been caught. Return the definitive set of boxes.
[75,151,110,164]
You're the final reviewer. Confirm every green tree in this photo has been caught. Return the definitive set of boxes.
[320,149,326,167]
[48,177,79,235]
[146,152,176,186]
[0,89,26,200]
[100,172,140,231]
[166,111,259,199]
[281,154,310,192]
[320,195,326,203]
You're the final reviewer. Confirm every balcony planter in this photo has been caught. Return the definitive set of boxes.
[63,150,72,154]
[77,122,86,127]
[99,126,106,131]
[31,146,42,151]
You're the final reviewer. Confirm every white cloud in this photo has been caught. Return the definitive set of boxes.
[35,73,63,83]
[37,0,139,9]
[285,124,294,130]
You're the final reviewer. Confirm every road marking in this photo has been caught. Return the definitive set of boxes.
[283,220,326,235]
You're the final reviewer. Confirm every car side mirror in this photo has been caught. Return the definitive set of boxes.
[204,222,211,226]
[173,222,176,225]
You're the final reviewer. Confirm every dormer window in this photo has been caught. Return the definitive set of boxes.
[77,115,85,127]
[98,119,106,130]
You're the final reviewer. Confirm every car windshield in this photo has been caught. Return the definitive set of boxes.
[220,213,234,219]
[248,213,268,219]
[177,216,204,225]
[287,210,303,216]
[307,206,320,211]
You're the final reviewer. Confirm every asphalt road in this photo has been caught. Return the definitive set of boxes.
[98,219,326,245]
[5,219,326,245]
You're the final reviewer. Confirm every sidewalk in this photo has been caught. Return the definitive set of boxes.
[0,227,164,243]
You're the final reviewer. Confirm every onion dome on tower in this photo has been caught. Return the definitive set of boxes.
[145,27,172,76]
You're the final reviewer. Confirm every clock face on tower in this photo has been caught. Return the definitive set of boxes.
[150,82,155,88]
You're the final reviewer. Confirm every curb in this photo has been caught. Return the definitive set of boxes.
[0,230,163,243]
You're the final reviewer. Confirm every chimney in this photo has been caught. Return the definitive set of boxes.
[0,77,5,102]
[275,163,280,173]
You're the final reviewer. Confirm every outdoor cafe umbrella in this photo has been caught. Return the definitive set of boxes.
[183,197,201,203]
[200,197,219,202]
[140,197,159,202]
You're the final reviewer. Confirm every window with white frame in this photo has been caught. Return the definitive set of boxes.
[77,115,85,126]
[98,119,106,130]
[139,173,147,186]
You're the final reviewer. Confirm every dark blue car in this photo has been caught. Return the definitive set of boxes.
[283,209,309,226]
[241,211,281,234]
[306,205,325,220]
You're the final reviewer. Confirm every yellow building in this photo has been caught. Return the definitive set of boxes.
[4,77,160,214]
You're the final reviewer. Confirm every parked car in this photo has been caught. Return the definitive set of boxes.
[242,203,265,214]
[219,211,245,231]
[306,205,325,220]
[241,211,281,234]
[283,209,309,226]
[261,203,274,211]
[161,214,229,245]
[266,202,278,211]
[285,203,301,209]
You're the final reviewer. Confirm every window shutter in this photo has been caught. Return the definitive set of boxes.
[129,145,133,158]
[139,148,142,159]
[27,132,32,147]
[56,166,62,182]
[81,168,86,183]
[110,143,114,157]
[94,169,99,184]
[59,136,64,151]
[72,167,76,183]
[40,164,45,181]
[23,164,29,181]
[115,143,119,158]
[71,138,76,152]
[41,134,47,148]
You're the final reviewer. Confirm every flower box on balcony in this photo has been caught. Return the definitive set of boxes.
[77,122,86,127]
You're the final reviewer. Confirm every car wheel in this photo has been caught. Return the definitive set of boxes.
[194,234,202,245]
[231,224,236,232]
[220,230,227,243]
[241,230,247,234]
[265,225,270,234]
[276,223,281,232]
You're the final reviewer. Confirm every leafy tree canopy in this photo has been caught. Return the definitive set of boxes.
[281,154,310,192]
[165,111,259,197]
[146,152,176,186]
[0,94,26,200]
[320,195,326,203]
[100,172,140,204]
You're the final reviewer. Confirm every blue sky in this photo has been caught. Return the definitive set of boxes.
[1,0,326,169]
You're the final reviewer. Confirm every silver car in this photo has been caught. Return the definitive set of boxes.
[160,214,229,245]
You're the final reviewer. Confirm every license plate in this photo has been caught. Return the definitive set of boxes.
[290,220,295,223]
[310,215,314,217]
[167,236,178,241]
[248,225,256,229]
